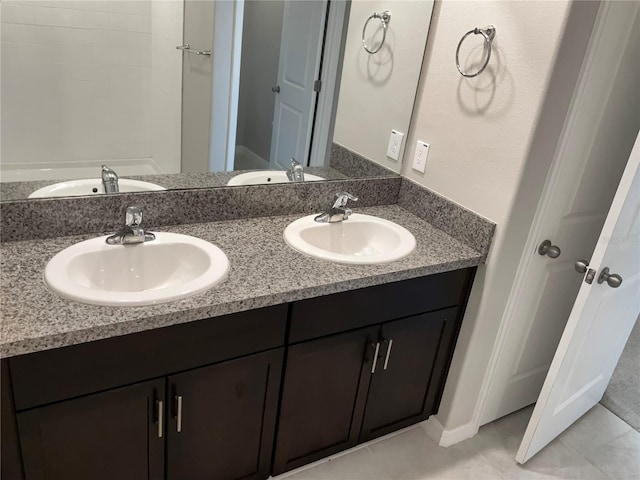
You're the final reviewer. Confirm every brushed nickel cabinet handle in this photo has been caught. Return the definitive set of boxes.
[371,342,380,374]
[176,395,183,433]
[157,400,163,438]
[383,339,393,370]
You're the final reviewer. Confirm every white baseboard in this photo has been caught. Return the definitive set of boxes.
[421,416,479,447]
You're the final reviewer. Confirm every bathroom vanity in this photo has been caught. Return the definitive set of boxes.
[2,268,474,480]
[0,178,494,480]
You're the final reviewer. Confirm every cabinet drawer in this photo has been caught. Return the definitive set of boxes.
[10,304,287,411]
[289,269,473,343]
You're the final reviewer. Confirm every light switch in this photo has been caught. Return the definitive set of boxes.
[386,130,404,161]
[412,141,430,173]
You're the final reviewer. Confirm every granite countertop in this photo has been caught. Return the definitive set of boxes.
[0,205,484,358]
[0,167,350,201]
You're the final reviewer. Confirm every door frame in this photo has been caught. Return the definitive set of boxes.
[308,0,350,167]
[215,0,348,172]
[476,0,638,430]
[209,0,244,173]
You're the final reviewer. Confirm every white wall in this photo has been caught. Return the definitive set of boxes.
[151,0,183,174]
[0,0,181,178]
[400,0,596,438]
[236,0,284,163]
[333,0,433,173]
[1,0,153,168]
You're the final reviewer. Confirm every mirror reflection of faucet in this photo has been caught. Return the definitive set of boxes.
[314,192,358,223]
[286,158,305,182]
[101,165,119,194]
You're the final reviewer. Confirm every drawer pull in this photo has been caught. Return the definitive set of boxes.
[383,339,393,370]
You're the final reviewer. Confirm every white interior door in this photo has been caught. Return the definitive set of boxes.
[516,131,640,463]
[270,0,326,169]
[481,1,640,424]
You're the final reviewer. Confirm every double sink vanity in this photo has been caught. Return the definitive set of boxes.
[0,176,494,480]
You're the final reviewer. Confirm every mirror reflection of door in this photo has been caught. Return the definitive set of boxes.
[235,0,327,171]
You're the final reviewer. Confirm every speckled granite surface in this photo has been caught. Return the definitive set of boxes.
[0,205,486,358]
[330,144,397,178]
[0,167,349,201]
[398,178,495,259]
[1,177,401,242]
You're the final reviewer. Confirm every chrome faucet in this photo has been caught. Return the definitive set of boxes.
[314,192,358,223]
[106,206,156,245]
[101,165,119,194]
[286,158,305,182]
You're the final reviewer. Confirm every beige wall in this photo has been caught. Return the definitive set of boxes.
[401,0,598,435]
[333,0,434,173]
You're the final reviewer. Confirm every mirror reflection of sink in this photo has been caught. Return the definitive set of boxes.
[28,179,166,198]
[227,171,324,186]
[45,233,229,306]
[284,214,416,265]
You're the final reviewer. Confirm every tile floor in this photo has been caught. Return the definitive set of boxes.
[275,404,640,480]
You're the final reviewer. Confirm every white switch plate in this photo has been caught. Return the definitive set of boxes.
[386,130,404,161]
[413,141,430,173]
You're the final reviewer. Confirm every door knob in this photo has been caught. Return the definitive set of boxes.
[574,260,589,274]
[597,267,623,288]
[272,85,280,93]
[538,240,561,258]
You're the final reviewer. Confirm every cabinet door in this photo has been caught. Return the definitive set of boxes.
[359,307,459,442]
[17,378,165,480]
[272,326,379,475]
[166,349,283,480]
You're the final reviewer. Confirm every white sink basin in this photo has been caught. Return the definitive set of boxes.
[227,171,324,186]
[29,179,165,198]
[45,233,229,306]
[284,214,416,265]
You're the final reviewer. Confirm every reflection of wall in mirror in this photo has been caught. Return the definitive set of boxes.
[235,0,285,171]
[0,0,183,180]
[333,0,434,173]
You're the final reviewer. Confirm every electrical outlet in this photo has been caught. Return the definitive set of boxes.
[412,141,430,173]
[386,130,404,161]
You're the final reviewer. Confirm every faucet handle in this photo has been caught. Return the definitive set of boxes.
[291,158,301,169]
[125,206,143,227]
[332,191,358,209]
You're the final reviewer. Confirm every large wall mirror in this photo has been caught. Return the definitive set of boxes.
[0,0,434,200]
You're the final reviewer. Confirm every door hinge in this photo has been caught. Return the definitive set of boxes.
[584,268,596,284]
[313,80,322,92]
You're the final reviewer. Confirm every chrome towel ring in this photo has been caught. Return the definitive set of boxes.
[362,10,391,54]
[455,25,496,77]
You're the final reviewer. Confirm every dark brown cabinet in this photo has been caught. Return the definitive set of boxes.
[272,308,462,475]
[166,349,283,480]
[272,327,378,474]
[15,349,283,480]
[17,379,165,480]
[360,307,459,442]
[2,269,475,480]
